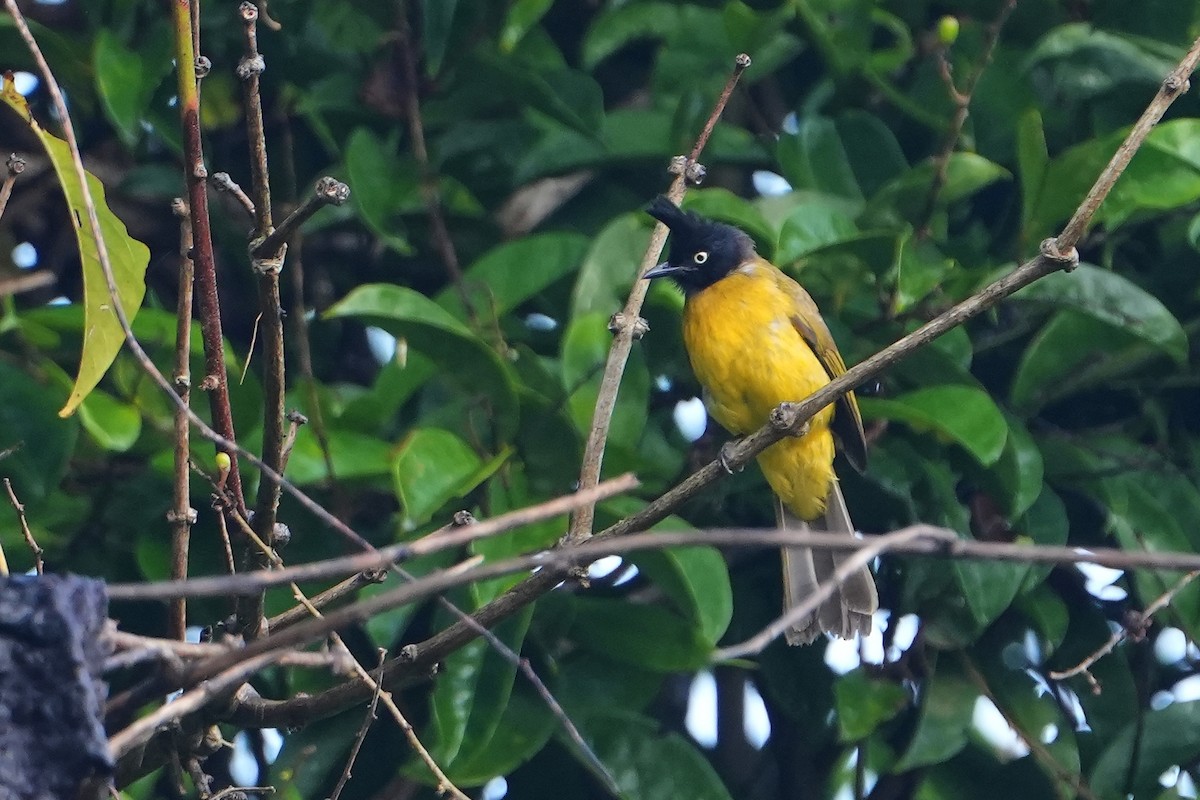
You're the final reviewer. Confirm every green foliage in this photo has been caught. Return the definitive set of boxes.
[5,0,1200,798]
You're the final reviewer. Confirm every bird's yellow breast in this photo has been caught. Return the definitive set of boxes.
[681,262,836,520]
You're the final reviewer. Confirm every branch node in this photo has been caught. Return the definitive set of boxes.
[6,153,26,176]
[173,372,191,391]
[193,56,211,80]
[769,402,810,437]
[685,161,707,185]
[239,0,258,22]
[314,176,351,205]
[718,440,745,474]
[398,644,419,663]
[192,161,208,180]
[1040,237,1080,272]
[199,375,220,392]
[251,250,286,276]
[271,522,291,548]
[735,53,752,69]
[286,410,308,426]
[609,312,649,339]
[236,55,265,81]
[452,510,476,527]
[1164,73,1189,94]
[166,508,199,525]
[668,155,688,175]
[170,197,188,218]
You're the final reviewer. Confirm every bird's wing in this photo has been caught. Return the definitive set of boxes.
[768,262,868,470]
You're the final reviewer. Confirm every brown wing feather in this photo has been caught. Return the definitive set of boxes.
[767,264,868,470]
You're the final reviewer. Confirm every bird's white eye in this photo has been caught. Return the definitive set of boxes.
[693,251,709,264]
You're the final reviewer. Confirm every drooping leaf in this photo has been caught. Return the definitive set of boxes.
[893,667,977,771]
[2,75,150,418]
[835,669,909,742]
[392,427,508,528]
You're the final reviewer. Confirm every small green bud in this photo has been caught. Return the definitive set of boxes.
[937,15,960,46]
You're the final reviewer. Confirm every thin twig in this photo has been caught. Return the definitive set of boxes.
[210,172,256,219]
[0,153,26,221]
[169,197,196,640]
[249,177,349,260]
[235,0,284,640]
[328,651,385,800]
[108,473,639,601]
[1049,569,1200,684]
[567,53,751,545]
[4,477,43,574]
[108,649,290,758]
[397,1,476,324]
[916,0,1018,237]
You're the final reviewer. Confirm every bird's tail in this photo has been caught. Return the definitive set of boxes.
[777,482,877,645]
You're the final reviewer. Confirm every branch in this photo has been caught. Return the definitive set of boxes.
[1049,569,1200,687]
[249,176,349,260]
[4,477,43,575]
[169,197,196,640]
[0,152,25,221]
[168,0,247,514]
[566,53,751,545]
[915,0,1018,237]
[106,473,638,601]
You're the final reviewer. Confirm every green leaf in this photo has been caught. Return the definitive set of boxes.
[1009,310,1140,413]
[438,232,589,323]
[392,428,507,527]
[77,388,141,452]
[1014,263,1188,362]
[282,428,393,486]
[581,1,683,69]
[835,669,909,742]
[325,283,518,436]
[421,0,459,75]
[571,214,652,320]
[583,710,734,800]
[446,685,556,784]
[954,528,1029,628]
[988,413,1045,518]
[570,597,711,671]
[864,153,1010,226]
[860,386,1008,466]
[95,31,151,146]
[1017,109,1049,235]
[1025,23,1179,102]
[428,609,534,769]
[890,230,956,314]
[776,199,860,265]
[834,110,908,198]
[0,363,78,500]
[562,313,649,454]
[500,0,555,53]
[1090,701,1200,798]
[776,116,864,203]
[893,667,977,771]
[630,544,733,647]
[2,76,150,418]
[344,128,417,254]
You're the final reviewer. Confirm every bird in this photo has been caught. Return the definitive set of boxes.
[643,196,877,645]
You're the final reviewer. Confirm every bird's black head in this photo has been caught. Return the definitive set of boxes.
[643,196,756,294]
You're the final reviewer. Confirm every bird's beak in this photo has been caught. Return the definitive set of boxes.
[643,262,685,280]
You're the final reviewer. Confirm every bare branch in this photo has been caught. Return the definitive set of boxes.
[567,53,751,545]
[169,197,196,640]
[4,477,42,575]
[0,152,26,221]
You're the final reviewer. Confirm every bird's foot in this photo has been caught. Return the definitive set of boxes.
[770,402,811,438]
[719,440,744,474]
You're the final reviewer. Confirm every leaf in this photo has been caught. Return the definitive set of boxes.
[835,669,909,742]
[834,110,908,198]
[77,388,141,453]
[570,597,711,671]
[1090,701,1200,798]
[1014,263,1188,362]
[988,413,1046,519]
[860,386,1008,466]
[893,667,977,771]
[93,29,171,147]
[1009,310,1140,413]
[1025,23,1179,102]
[582,710,734,800]
[438,232,589,323]
[581,1,683,69]
[325,283,519,436]
[776,116,864,203]
[954,528,1029,628]
[630,544,733,647]
[2,75,150,418]
[392,428,508,528]
[344,128,418,254]
[571,214,651,320]
[0,363,78,500]
[445,686,556,784]
[562,313,650,454]
[776,199,860,265]
[863,153,1010,226]
[890,229,956,314]
[282,428,393,486]
[421,0,459,75]
[500,0,555,53]
[1017,109,1049,235]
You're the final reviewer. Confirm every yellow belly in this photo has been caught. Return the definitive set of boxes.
[682,265,835,521]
